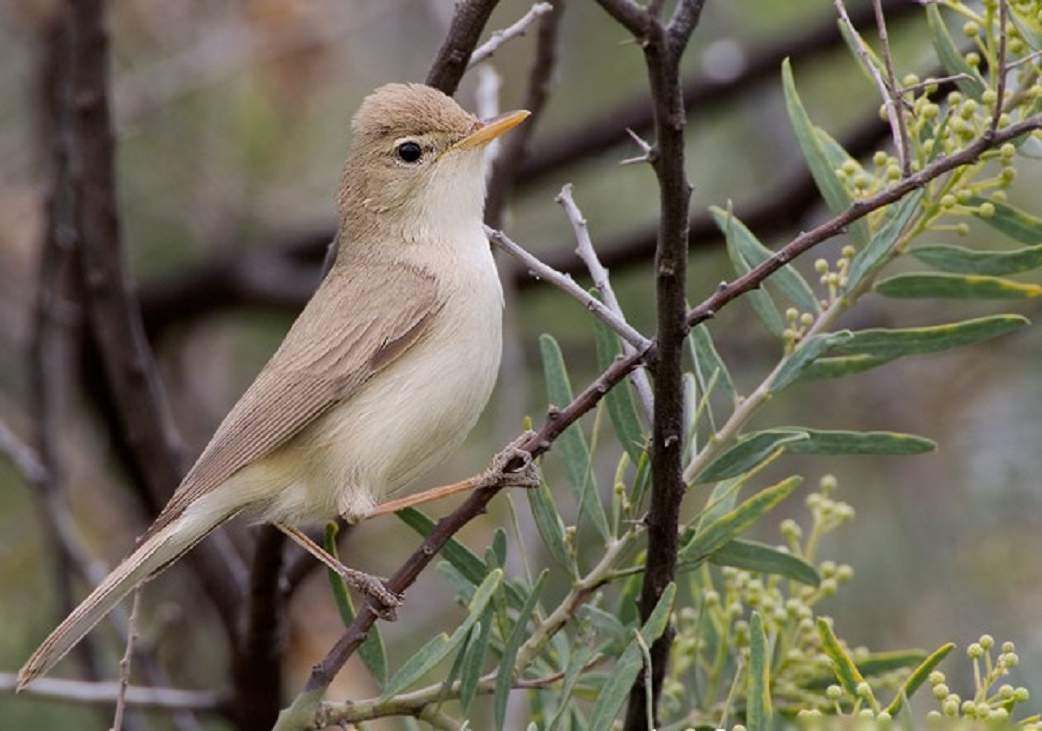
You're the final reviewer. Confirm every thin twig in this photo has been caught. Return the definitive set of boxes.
[1007,47,1042,71]
[871,0,912,175]
[468,2,554,67]
[426,0,502,95]
[835,0,910,176]
[556,184,655,424]
[897,72,973,94]
[993,0,1009,132]
[487,226,653,352]
[634,629,655,731]
[110,590,141,731]
[0,419,47,484]
[0,674,224,713]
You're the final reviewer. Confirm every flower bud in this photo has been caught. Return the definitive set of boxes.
[979,202,995,218]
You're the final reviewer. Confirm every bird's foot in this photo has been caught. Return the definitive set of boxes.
[340,567,402,621]
[478,430,540,490]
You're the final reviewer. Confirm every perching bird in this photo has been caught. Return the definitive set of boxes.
[19,83,535,689]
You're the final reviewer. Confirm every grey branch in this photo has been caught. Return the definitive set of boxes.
[110,591,142,731]
[556,184,655,424]
[993,0,1009,131]
[871,0,912,175]
[0,674,224,713]
[0,419,47,484]
[486,226,654,352]
[468,2,554,67]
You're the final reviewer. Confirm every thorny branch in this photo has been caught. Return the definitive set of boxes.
[425,0,502,95]
[274,105,1042,729]
[467,2,554,68]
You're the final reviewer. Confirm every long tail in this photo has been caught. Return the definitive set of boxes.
[17,510,222,690]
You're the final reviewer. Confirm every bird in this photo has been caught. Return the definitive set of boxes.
[18,83,536,689]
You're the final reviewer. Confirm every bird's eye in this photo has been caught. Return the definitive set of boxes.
[397,141,422,163]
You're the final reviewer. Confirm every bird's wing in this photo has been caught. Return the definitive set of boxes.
[144,261,441,537]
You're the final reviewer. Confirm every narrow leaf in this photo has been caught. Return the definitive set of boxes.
[828,315,1031,358]
[547,642,598,731]
[777,428,936,455]
[539,334,611,540]
[494,570,547,731]
[324,524,387,686]
[771,331,854,392]
[836,19,886,84]
[885,643,956,716]
[875,272,1042,299]
[748,611,772,731]
[593,318,647,464]
[459,606,494,713]
[781,58,868,245]
[846,189,924,292]
[719,203,785,335]
[710,205,820,313]
[580,605,628,651]
[797,353,893,380]
[803,650,929,689]
[690,324,737,412]
[967,196,1042,244]
[527,480,576,575]
[911,242,1042,275]
[693,432,810,484]
[817,618,870,701]
[709,539,820,586]
[589,584,676,729]
[680,476,803,562]
[926,4,986,97]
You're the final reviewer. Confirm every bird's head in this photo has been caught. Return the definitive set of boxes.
[338,83,528,240]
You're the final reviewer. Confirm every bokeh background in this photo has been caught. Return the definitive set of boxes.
[1,0,1040,728]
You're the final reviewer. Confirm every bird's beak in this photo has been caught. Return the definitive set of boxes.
[452,110,531,150]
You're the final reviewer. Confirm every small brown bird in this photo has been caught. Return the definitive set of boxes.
[19,83,533,688]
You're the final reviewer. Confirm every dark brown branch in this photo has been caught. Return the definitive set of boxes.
[425,0,503,95]
[231,527,286,730]
[600,1,707,727]
[485,0,564,229]
[63,0,244,638]
[282,108,1042,724]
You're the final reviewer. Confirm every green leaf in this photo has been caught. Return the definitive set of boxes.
[803,650,929,689]
[846,189,924,292]
[589,584,676,729]
[926,4,986,97]
[777,428,936,455]
[697,477,745,531]
[771,331,854,392]
[693,432,810,484]
[380,570,503,700]
[781,58,868,246]
[547,642,598,731]
[397,508,485,585]
[680,476,803,562]
[718,203,785,335]
[797,353,893,380]
[324,523,387,686]
[967,196,1042,244]
[836,18,885,85]
[593,318,647,464]
[875,272,1042,299]
[494,570,547,731]
[709,539,820,586]
[748,611,772,731]
[579,605,628,651]
[539,334,611,541]
[459,606,494,714]
[911,242,1042,275]
[885,643,956,716]
[817,618,873,704]
[828,315,1031,359]
[527,480,576,575]
[690,324,737,414]
[710,205,820,313]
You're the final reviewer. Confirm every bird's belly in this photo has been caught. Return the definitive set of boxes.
[256,293,502,525]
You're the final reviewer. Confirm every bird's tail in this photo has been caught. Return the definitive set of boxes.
[17,510,221,690]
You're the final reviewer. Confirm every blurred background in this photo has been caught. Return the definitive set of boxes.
[1,0,1040,728]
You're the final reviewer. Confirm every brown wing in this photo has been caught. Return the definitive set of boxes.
[144,261,441,537]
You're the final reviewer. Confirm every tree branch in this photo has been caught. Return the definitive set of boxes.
[467,2,554,68]
[426,0,503,95]
[0,674,226,714]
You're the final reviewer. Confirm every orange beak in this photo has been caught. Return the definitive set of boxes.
[452,110,531,150]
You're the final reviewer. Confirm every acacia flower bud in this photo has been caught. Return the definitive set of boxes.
[968,642,984,658]
[963,21,980,36]
[941,194,957,209]
[928,671,945,685]
[979,202,995,218]
[826,684,843,700]
[933,683,950,699]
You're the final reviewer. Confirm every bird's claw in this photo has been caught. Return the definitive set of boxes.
[479,430,540,489]
[342,569,402,621]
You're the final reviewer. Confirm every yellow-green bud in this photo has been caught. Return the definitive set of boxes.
[941,194,957,209]
[814,258,829,273]
[968,642,984,658]
[982,89,998,105]
[933,683,950,699]
[1000,143,1016,160]
[800,312,814,326]
[820,474,837,491]
[966,52,981,67]
[979,202,995,218]
[1002,640,1016,652]
[963,21,980,36]
[928,671,945,685]
[826,684,843,700]
[873,151,888,167]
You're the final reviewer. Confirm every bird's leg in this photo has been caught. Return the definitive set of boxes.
[368,431,540,517]
[274,523,401,620]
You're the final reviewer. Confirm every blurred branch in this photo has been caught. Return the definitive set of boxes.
[589,2,708,728]
[426,0,503,95]
[109,591,141,731]
[557,183,655,424]
[64,0,245,637]
[0,674,226,713]
[488,226,652,351]
[0,419,46,485]
[273,101,1042,731]
[468,2,554,68]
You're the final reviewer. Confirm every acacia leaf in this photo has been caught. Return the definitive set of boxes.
[875,272,1042,299]
[911,242,1042,275]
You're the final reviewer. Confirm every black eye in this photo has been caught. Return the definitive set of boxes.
[397,141,422,163]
